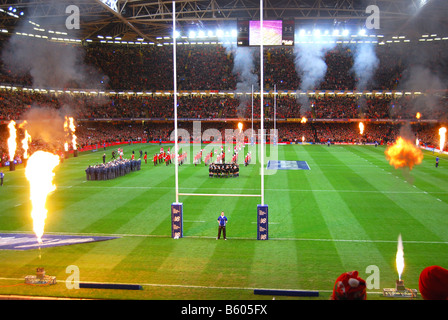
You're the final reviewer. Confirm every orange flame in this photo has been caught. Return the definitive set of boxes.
[301,117,307,124]
[385,137,423,170]
[416,112,421,119]
[238,122,243,133]
[439,127,446,152]
[359,122,364,135]
[25,151,60,244]
[396,234,404,281]
[302,136,305,142]
[64,116,77,150]
[69,117,77,150]
[22,130,32,159]
[64,116,69,149]
[7,120,17,161]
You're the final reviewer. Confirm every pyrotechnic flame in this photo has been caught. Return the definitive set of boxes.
[396,234,404,281]
[301,117,307,124]
[238,122,243,133]
[359,122,364,135]
[22,130,32,159]
[416,112,421,120]
[302,136,305,142]
[64,116,69,149]
[7,120,17,161]
[64,116,77,150]
[439,127,446,152]
[69,117,77,150]
[25,151,60,244]
[385,137,423,170]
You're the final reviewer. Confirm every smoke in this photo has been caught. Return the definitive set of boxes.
[351,43,379,91]
[395,64,445,119]
[1,1,108,90]
[21,106,67,150]
[220,36,259,117]
[399,65,444,92]
[352,43,379,117]
[233,46,259,93]
[293,40,335,112]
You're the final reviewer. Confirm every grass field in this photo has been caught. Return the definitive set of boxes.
[0,142,447,300]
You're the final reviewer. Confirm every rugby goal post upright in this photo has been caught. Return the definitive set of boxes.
[171,1,183,238]
[257,0,268,240]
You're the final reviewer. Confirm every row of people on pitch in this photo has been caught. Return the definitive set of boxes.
[244,152,252,166]
[153,152,172,166]
[209,163,239,178]
[200,148,242,166]
[85,158,141,181]
[152,151,188,166]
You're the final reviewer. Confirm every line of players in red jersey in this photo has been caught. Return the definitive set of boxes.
[148,145,252,167]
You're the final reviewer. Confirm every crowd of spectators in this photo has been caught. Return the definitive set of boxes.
[1,38,447,159]
[1,40,447,92]
[0,88,447,122]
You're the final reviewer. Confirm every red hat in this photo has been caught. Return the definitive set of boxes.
[419,266,448,300]
[331,271,367,300]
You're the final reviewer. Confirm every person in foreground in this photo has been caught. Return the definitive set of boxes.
[330,270,367,300]
[419,265,448,300]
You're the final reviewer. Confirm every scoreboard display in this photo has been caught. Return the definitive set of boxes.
[237,19,294,46]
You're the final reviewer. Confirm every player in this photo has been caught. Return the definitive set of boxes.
[217,211,228,240]
[436,156,439,168]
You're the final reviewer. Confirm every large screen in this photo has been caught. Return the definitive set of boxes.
[249,20,282,46]
[100,0,118,12]
[237,20,294,46]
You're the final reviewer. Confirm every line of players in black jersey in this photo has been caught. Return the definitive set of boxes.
[209,163,239,178]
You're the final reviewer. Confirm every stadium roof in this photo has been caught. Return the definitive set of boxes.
[0,0,447,43]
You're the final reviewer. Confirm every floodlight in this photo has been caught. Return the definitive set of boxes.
[189,31,196,38]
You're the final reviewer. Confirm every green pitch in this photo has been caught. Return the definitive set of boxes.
[0,143,447,300]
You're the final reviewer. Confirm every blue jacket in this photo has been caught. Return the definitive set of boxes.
[218,215,227,226]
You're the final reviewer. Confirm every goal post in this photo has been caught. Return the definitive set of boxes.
[170,0,268,240]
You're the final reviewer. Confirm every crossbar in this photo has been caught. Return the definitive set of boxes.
[179,193,261,197]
